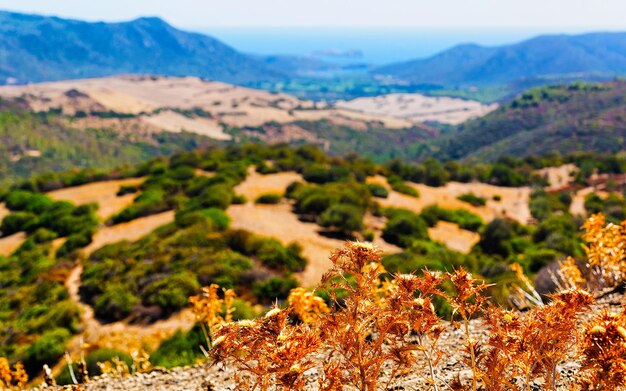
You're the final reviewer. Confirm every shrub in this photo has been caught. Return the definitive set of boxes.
[252,277,299,303]
[387,176,419,197]
[94,284,140,321]
[318,204,363,236]
[144,273,200,316]
[420,205,484,232]
[150,326,206,369]
[366,183,389,198]
[382,209,429,247]
[23,328,70,375]
[255,193,282,204]
[458,193,487,206]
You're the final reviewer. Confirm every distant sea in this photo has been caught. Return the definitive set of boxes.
[195,27,596,65]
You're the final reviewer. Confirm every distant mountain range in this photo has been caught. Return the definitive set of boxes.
[4,10,626,102]
[0,11,285,85]
[374,33,626,89]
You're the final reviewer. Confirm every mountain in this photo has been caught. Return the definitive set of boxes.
[428,81,626,161]
[0,11,284,85]
[374,32,626,91]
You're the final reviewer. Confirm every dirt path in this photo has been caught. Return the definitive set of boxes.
[62,210,185,361]
[83,211,175,254]
[47,177,145,220]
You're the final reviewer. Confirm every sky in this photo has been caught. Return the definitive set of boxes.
[1,0,626,29]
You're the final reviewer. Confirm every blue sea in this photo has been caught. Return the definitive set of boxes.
[195,27,593,65]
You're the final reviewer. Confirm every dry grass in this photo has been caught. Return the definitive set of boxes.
[228,202,399,286]
[536,164,578,191]
[428,221,480,254]
[46,178,145,220]
[83,210,175,255]
[140,110,231,140]
[570,187,611,216]
[0,75,443,135]
[368,175,531,224]
[234,168,303,201]
[335,93,498,125]
[0,232,26,257]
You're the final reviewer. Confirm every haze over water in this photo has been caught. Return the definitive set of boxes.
[199,27,611,65]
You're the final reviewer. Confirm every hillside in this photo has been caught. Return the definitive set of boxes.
[0,100,214,185]
[4,143,626,386]
[375,32,626,97]
[0,11,282,85]
[428,81,626,161]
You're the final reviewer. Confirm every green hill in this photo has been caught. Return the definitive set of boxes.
[0,11,283,85]
[0,101,215,185]
[429,81,626,161]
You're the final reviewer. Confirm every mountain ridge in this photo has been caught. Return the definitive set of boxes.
[374,31,626,90]
[0,10,284,85]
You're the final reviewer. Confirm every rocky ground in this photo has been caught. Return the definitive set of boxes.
[32,294,623,391]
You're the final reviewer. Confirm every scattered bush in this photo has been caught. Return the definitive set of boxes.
[255,193,282,204]
[458,192,487,206]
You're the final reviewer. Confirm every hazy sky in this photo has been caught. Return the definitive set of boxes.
[0,0,625,29]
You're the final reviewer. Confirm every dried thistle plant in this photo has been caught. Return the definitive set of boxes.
[189,284,237,347]
[480,289,594,391]
[211,307,320,390]
[317,242,448,391]
[447,267,491,391]
[577,309,626,390]
[583,214,626,284]
[288,287,330,324]
[0,358,27,390]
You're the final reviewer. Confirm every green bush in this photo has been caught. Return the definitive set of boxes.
[23,328,71,375]
[420,205,483,232]
[144,272,200,315]
[318,204,363,236]
[150,326,206,369]
[175,208,230,230]
[382,209,429,247]
[387,176,419,197]
[366,183,389,198]
[457,193,487,206]
[253,277,299,303]
[255,193,282,204]
[94,284,140,321]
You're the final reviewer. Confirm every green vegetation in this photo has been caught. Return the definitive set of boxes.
[427,82,626,161]
[0,190,99,256]
[420,205,484,232]
[457,192,487,206]
[366,183,389,198]
[0,107,215,186]
[381,208,429,247]
[289,181,371,237]
[584,193,626,223]
[2,141,626,376]
[255,193,282,204]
